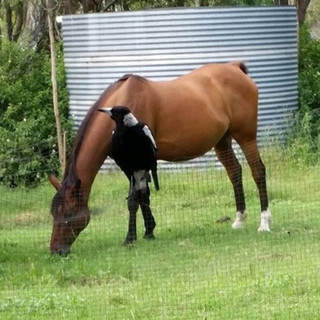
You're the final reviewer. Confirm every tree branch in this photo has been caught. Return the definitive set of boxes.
[5,3,13,40]
[297,0,311,26]
[12,2,24,42]
[103,0,119,12]
[47,0,64,167]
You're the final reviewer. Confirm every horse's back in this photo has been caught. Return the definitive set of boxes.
[153,62,258,122]
[102,63,258,161]
[152,63,258,160]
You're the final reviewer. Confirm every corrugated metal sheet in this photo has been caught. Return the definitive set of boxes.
[60,6,298,170]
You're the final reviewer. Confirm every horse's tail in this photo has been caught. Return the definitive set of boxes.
[231,61,248,74]
[151,169,160,191]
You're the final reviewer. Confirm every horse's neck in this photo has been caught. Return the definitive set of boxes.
[75,114,114,203]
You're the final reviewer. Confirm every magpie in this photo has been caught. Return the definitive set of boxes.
[98,106,159,244]
[98,106,159,192]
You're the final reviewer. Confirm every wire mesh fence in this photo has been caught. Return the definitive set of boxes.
[0,143,320,319]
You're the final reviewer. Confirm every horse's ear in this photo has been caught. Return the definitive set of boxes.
[49,174,62,191]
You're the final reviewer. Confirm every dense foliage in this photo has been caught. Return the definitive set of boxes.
[299,26,320,114]
[0,41,71,187]
[285,25,320,165]
[120,0,273,10]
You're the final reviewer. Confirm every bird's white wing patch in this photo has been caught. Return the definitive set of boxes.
[143,125,157,149]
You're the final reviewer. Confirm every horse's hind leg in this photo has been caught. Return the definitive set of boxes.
[214,133,247,228]
[236,139,271,232]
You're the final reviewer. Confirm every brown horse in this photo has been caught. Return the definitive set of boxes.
[49,62,271,255]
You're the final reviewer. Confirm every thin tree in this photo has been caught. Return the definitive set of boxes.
[47,0,64,169]
[297,0,311,26]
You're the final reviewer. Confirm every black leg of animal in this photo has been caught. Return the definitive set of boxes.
[138,185,156,240]
[214,133,247,228]
[125,184,139,245]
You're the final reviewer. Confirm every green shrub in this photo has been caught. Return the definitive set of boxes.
[284,25,320,165]
[0,41,71,187]
[285,110,320,166]
[299,25,320,115]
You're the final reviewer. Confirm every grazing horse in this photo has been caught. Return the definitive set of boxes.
[49,62,271,255]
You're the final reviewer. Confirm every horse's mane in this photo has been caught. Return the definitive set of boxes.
[61,74,132,189]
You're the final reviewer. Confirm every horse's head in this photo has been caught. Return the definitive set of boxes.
[49,174,90,255]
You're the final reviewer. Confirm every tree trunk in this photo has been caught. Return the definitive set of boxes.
[93,0,103,12]
[297,0,311,26]
[12,2,24,42]
[177,0,185,6]
[47,0,64,168]
[195,0,209,6]
[5,4,13,40]
[0,0,2,48]
[82,0,90,12]
[274,0,289,4]
[65,0,74,14]
[122,0,129,11]
[19,0,46,50]
[102,0,119,11]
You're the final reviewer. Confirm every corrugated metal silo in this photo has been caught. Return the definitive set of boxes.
[59,6,298,170]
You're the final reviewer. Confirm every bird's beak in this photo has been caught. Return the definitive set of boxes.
[98,108,112,116]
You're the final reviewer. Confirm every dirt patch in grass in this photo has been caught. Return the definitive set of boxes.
[11,211,48,227]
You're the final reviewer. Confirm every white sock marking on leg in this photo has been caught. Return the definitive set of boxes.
[232,211,247,229]
[258,207,271,232]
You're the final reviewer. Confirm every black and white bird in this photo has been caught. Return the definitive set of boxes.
[98,106,159,192]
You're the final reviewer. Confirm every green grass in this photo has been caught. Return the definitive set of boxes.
[1,151,320,319]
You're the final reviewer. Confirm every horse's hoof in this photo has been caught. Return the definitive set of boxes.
[258,208,271,232]
[143,233,155,240]
[123,238,136,246]
[258,225,271,232]
[232,210,247,229]
[232,220,244,229]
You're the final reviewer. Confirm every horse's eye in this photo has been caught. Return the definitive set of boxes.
[64,210,76,222]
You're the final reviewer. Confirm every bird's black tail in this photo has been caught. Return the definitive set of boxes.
[151,169,160,191]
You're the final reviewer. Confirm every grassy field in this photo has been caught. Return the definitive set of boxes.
[1,151,320,319]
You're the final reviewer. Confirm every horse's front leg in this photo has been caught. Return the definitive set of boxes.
[125,182,139,245]
[138,186,156,240]
[133,170,156,240]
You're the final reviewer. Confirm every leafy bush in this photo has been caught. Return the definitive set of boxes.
[286,110,320,166]
[299,25,320,115]
[285,25,320,165]
[0,41,71,187]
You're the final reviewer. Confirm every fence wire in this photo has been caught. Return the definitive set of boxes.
[0,145,320,320]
